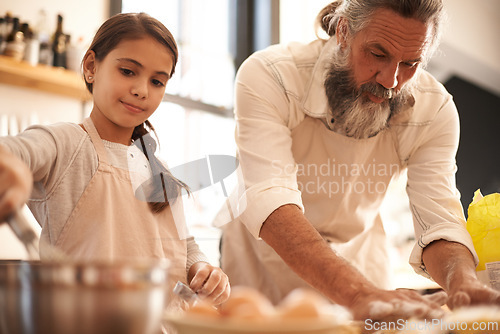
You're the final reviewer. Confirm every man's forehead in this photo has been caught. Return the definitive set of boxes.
[357,8,432,58]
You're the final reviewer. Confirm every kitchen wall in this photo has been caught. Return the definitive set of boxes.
[429,0,500,96]
[1,0,108,45]
[443,0,499,74]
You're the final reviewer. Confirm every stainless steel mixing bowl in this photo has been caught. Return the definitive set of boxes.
[0,259,170,334]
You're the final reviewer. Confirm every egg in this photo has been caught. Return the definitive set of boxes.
[219,286,276,320]
[277,288,331,320]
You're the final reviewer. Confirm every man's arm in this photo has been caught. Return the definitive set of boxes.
[259,203,372,305]
[260,204,447,320]
[422,239,500,308]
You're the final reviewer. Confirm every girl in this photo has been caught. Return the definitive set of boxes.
[0,13,230,308]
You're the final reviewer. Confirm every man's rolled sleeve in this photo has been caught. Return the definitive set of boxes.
[409,222,478,278]
[239,178,304,239]
[233,51,305,240]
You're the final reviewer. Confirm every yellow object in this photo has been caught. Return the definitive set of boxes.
[466,189,500,271]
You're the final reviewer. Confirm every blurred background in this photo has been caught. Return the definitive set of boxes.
[1,0,499,290]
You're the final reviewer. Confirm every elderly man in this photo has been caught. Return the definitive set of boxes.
[221,0,500,320]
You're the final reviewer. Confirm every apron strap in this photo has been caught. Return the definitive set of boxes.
[82,117,109,165]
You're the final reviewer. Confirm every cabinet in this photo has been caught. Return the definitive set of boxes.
[0,55,91,102]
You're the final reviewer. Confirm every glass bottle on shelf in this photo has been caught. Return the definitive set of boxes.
[0,17,7,54]
[4,12,13,38]
[67,35,86,73]
[36,9,52,66]
[52,14,67,68]
[22,23,40,66]
[4,17,26,61]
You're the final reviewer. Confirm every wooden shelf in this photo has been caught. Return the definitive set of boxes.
[0,55,91,102]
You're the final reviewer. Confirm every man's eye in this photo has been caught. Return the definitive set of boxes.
[403,62,418,68]
[371,52,385,58]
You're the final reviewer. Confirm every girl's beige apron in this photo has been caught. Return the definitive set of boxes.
[52,117,187,311]
[222,116,401,304]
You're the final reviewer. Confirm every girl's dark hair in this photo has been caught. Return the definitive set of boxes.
[315,0,446,64]
[132,123,190,213]
[84,13,188,213]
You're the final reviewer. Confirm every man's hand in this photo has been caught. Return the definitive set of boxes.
[188,261,230,306]
[350,287,447,321]
[447,275,500,309]
[423,239,500,309]
[0,145,32,221]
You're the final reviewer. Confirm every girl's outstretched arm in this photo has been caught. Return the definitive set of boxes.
[0,145,32,221]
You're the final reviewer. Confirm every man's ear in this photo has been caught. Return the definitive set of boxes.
[336,17,349,47]
[82,50,96,83]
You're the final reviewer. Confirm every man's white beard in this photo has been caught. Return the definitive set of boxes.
[336,95,392,139]
[324,46,413,139]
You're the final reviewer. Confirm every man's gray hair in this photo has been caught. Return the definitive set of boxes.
[316,0,446,63]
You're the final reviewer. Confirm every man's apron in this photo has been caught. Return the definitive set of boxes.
[221,116,402,304]
[50,117,188,311]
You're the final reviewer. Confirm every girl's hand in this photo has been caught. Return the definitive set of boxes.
[0,145,32,221]
[188,261,231,306]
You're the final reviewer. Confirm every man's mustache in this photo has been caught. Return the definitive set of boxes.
[359,82,394,100]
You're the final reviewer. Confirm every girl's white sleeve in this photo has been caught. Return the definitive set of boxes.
[0,125,60,182]
[186,236,211,272]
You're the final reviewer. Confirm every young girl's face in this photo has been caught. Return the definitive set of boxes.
[86,36,174,138]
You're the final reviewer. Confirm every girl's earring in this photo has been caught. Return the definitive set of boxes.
[88,76,93,81]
